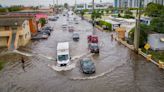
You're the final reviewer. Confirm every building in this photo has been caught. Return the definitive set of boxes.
[76,2,113,10]
[0,18,31,50]
[148,33,164,50]
[114,0,164,8]
[1,15,38,35]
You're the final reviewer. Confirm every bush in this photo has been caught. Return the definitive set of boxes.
[122,14,135,19]
[39,18,46,27]
[98,20,112,31]
[0,61,5,70]
[128,24,151,47]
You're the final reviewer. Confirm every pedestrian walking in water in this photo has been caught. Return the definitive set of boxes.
[111,34,114,41]
[21,57,25,71]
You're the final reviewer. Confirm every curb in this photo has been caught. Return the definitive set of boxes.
[115,37,164,69]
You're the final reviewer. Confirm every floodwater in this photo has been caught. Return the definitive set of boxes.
[0,15,164,92]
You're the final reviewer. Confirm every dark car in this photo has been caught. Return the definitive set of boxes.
[43,26,53,31]
[89,43,99,53]
[49,18,57,21]
[80,58,96,74]
[40,30,51,36]
[72,33,79,41]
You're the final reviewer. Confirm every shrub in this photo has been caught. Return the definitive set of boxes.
[98,20,112,31]
[128,24,151,47]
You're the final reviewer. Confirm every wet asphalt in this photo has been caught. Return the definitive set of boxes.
[0,15,164,92]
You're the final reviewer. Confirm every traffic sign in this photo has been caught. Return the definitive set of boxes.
[144,43,150,50]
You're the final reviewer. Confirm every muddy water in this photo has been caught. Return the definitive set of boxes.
[0,15,164,92]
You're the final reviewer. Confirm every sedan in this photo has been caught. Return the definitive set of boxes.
[72,33,80,41]
[42,26,53,31]
[80,58,96,74]
[89,43,99,53]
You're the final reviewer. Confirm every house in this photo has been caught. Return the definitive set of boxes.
[148,34,164,50]
[0,18,31,50]
[1,15,38,35]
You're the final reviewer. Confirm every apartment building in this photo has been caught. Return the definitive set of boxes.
[114,0,164,8]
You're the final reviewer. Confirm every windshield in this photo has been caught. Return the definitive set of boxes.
[91,44,98,49]
[58,55,69,61]
[83,61,93,67]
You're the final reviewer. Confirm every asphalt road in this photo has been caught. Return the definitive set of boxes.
[0,14,164,92]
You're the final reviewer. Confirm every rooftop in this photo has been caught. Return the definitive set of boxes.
[0,18,26,27]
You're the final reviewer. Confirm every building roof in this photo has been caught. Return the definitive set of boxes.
[0,18,26,27]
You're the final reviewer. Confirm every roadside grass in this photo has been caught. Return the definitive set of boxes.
[141,48,164,62]
[0,61,5,70]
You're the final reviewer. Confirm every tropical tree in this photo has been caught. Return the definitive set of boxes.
[91,10,102,20]
[145,2,163,17]
[105,9,110,14]
[39,18,46,27]
[64,3,69,9]
[128,24,153,47]
[80,9,88,20]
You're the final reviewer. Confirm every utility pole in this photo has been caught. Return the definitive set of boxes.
[56,0,58,14]
[134,0,142,53]
[75,0,77,11]
[92,0,95,34]
[53,0,55,15]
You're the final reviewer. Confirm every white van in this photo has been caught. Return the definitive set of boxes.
[57,42,70,66]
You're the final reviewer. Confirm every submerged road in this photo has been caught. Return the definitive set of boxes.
[0,14,164,92]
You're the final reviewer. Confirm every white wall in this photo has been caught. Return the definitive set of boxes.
[148,34,164,50]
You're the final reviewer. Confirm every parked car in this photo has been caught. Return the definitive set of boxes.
[43,26,53,31]
[68,25,74,32]
[72,33,80,41]
[42,32,49,39]
[80,58,96,74]
[88,43,99,53]
[75,20,79,24]
[62,23,68,29]
[49,18,57,21]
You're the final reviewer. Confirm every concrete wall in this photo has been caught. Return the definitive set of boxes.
[0,37,8,47]
[148,34,164,50]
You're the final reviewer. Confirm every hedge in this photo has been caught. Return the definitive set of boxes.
[98,20,112,31]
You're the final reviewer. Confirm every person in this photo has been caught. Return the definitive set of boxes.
[21,57,25,71]
[111,34,114,41]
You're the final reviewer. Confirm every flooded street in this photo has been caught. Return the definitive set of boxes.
[0,15,164,92]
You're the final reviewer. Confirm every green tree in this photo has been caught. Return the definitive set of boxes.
[64,3,69,9]
[145,2,163,17]
[128,24,152,47]
[105,9,109,14]
[80,9,88,20]
[150,17,164,33]
[91,10,102,20]
[8,5,23,12]
[39,18,46,27]
[0,8,7,12]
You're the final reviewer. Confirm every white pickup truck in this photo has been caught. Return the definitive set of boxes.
[57,42,71,66]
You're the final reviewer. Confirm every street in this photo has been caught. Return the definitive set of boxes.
[0,15,164,92]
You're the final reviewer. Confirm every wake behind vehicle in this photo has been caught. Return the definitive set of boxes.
[80,58,96,74]
[57,42,71,66]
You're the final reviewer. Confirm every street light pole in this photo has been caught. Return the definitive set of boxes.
[92,0,95,34]
[56,0,58,14]
[53,0,55,15]
[134,0,142,53]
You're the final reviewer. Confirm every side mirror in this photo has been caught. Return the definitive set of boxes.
[70,57,72,60]
[55,58,57,61]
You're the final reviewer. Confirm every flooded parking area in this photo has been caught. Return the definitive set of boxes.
[0,15,164,92]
